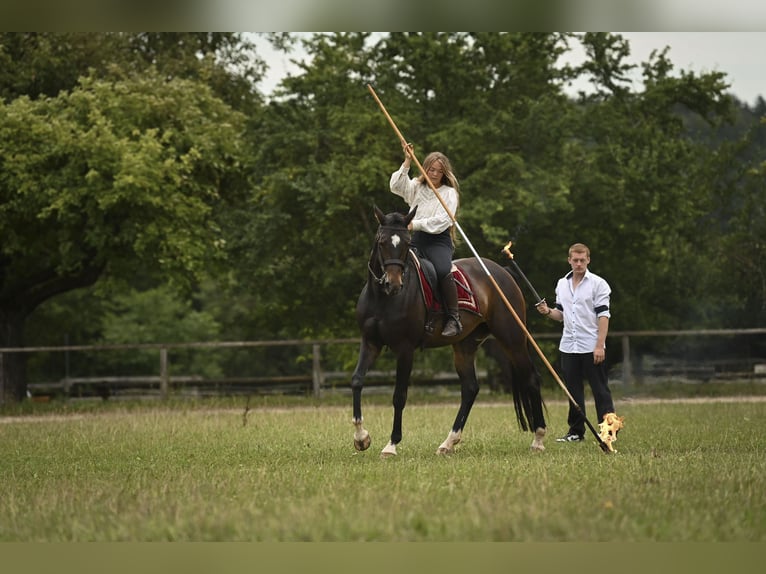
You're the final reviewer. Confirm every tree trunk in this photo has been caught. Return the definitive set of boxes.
[0,308,28,405]
[0,260,104,405]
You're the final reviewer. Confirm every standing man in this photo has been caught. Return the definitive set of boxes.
[536,243,615,442]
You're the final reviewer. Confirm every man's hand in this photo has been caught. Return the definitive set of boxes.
[593,346,606,364]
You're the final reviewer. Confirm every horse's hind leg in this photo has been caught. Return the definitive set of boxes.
[527,357,548,451]
[351,339,381,451]
[437,340,481,455]
[497,336,548,452]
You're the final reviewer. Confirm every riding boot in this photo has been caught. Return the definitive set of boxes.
[440,275,462,337]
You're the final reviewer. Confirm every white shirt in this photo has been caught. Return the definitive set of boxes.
[554,269,611,354]
[389,164,457,234]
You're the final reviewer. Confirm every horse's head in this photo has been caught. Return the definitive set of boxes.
[371,204,417,295]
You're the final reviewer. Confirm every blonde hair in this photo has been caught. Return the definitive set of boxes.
[417,151,460,244]
[568,243,590,257]
[417,152,460,194]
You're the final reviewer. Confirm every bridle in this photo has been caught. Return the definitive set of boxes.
[368,224,411,286]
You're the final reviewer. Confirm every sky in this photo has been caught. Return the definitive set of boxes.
[615,32,765,105]
[253,32,766,107]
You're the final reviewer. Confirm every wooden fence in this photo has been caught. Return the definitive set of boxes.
[2,328,765,400]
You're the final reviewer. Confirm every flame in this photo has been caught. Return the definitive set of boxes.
[598,412,625,453]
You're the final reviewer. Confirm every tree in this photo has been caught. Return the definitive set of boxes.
[0,71,250,403]
[9,32,762,397]
[0,32,264,113]
[544,33,734,330]
[220,32,392,339]
[709,114,766,327]
[222,33,578,339]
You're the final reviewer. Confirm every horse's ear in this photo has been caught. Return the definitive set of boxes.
[404,205,418,226]
[373,204,386,225]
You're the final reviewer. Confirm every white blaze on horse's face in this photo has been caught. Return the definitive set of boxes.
[382,233,405,295]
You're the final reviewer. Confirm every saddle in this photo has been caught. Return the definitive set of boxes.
[409,249,481,318]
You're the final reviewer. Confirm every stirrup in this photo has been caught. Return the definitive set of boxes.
[441,315,462,337]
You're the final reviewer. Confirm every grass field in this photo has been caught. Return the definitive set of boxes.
[1,388,764,542]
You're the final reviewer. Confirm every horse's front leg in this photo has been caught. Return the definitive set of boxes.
[351,338,381,452]
[438,343,480,455]
[381,349,414,458]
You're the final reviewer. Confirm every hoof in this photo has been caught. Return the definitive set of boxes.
[530,427,546,452]
[436,430,461,455]
[354,432,372,452]
[380,441,397,458]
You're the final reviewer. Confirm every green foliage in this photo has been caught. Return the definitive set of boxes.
[24,285,226,382]
[4,32,765,402]
[0,71,248,297]
[222,31,763,342]
[0,32,260,401]
[543,33,738,332]
[0,33,264,112]
[222,33,394,339]
[97,286,224,378]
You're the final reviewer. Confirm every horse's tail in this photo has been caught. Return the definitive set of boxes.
[480,261,547,432]
[490,261,548,433]
[507,344,547,432]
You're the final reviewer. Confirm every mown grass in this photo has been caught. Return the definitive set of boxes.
[1,390,764,542]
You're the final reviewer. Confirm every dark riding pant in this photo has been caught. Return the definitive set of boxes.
[412,230,453,280]
[560,352,614,436]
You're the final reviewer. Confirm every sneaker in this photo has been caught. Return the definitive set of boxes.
[556,433,584,443]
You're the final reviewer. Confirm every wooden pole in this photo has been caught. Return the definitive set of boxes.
[160,347,169,400]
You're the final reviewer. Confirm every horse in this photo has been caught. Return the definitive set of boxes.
[351,205,547,457]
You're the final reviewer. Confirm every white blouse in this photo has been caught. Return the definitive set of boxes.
[389,163,457,234]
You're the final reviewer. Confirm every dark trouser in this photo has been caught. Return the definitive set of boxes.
[560,352,614,436]
[412,230,453,280]
[413,230,460,334]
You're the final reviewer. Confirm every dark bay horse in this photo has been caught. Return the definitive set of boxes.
[351,206,547,457]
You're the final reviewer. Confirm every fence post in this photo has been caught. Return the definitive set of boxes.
[312,343,324,398]
[621,335,632,385]
[160,347,169,399]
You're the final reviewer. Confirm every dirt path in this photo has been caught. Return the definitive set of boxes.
[2,395,765,425]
